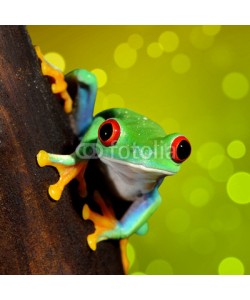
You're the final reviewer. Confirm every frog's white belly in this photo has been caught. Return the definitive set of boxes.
[99,157,173,201]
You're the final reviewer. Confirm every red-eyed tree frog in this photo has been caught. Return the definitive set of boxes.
[35,47,191,273]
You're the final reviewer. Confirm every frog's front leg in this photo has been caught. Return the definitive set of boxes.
[104,189,161,240]
[83,188,161,248]
[37,150,88,200]
[83,189,161,273]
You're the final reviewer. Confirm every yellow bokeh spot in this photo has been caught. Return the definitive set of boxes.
[146,259,173,275]
[196,142,225,170]
[190,228,216,255]
[227,172,250,204]
[127,242,135,268]
[190,26,214,50]
[44,52,66,72]
[158,31,179,53]
[182,176,214,205]
[114,43,137,69]
[208,155,234,183]
[189,188,210,207]
[128,34,144,50]
[207,154,225,170]
[218,257,244,275]
[131,271,145,275]
[91,68,107,88]
[103,93,125,110]
[222,72,249,100]
[227,140,246,159]
[147,42,163,58]
[202,25,221,36]
[166,208,190,233]
[171,53,191,74]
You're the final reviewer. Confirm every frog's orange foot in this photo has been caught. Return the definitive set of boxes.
[82,191,117,251]
[37,150,88,201]
[35,46,73,113]
[82,191,130,274]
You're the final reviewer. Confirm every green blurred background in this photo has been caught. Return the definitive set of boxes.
[28,26,250,275]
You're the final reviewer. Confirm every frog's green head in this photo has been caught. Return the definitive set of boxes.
[83,108,191,176]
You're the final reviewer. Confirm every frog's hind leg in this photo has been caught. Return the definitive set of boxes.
[35,46,73,113]
[37,150,88,201]
[82,191,117,250]
[36,47,98,138]
[65,69,97,139]
[82,191,130,274]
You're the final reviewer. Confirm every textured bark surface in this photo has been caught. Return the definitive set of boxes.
[0,25,124,274]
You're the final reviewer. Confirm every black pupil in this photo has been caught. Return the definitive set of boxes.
[177,140,191,160]
[100,123,113,141]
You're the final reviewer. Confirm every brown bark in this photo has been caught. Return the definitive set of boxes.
[0,25,123,274]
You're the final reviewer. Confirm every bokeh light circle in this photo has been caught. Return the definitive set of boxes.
[227,172,250,204]
[218,257,244,275]
[44,52,65,72]
[103,93,125,110]
[131,271,145,275]
[128,34,144,50]
[91,68,107,88]
[147,42,163,58]
[146,259,173,275]
[202,25,221,36]
[190,228,216,255]
[190,26,214,50]
[114,43,137,69]
[222,72,249,100]
[171,54,191,74]
[158,31,179,53]
[207,154,225,170]
[227,140,246,159]
[182,176,214,207]
[208,155,234,182]
[165,208,190,233]
[196,142,225,169]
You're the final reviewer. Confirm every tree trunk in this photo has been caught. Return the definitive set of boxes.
[0,25,124,274]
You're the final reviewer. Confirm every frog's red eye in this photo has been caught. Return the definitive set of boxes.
[171,136,191,163]
[98,119,121,147]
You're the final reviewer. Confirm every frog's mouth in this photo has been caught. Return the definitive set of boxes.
[100,156,174,175]
[99,156,174,201]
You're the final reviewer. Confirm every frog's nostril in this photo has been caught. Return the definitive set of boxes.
[171,136,191,163]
